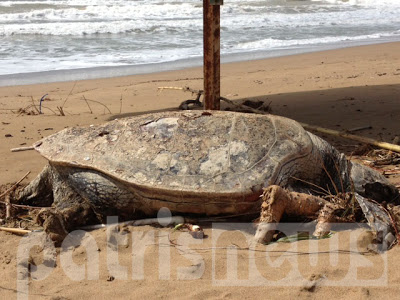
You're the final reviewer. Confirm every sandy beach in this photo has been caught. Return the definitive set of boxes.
[1,42,400,299]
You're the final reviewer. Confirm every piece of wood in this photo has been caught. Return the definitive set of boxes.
[0,171,31,199]
[383,170,400,175]
[57,106,65,116]
[5,194,10,219]
[374,158,400,166]
[10,146,34,152]
[0,226,31,235]
[347,125,372,133]
[302,124,400,154]
[158,86,202,95]
[82,95,93,114]
[30,96,40,115]
[81,98,112,114]
[203,0,220,110]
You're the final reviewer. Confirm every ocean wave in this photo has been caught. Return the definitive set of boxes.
[235,32,400,51]
[0,17,205,36]
[0,3,200,22]
[2,2,399,36]
[316,0,400,5]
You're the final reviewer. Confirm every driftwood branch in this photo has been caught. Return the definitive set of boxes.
[5,194,11,219]
[10,146,34,152]
[5,203,46,210]
[302,124,400,154]
[57,106,66,116]
[0,227,31,235]
[30,96,40,114]
[0,171,46,220]
[61,81,77,109]
[158,86,202,94]
[82,96,93,114]
[0,171,30,199]
[158,86,400,154]
[40,106,58,115]
[347,125,372,133]
[119,95,123,114]
[81,98,112,114]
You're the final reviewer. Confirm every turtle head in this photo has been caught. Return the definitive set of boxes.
[350,162,399,204]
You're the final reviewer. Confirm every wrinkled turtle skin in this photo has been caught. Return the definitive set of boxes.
[17,111,398,243]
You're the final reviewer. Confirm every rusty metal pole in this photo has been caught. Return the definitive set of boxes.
[203,0,221,110]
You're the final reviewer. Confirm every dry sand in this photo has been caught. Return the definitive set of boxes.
[0,42,400,299]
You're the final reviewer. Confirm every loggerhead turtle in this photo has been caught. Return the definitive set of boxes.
[17,111,398,244]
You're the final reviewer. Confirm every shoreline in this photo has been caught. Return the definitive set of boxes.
[1,38,399,87]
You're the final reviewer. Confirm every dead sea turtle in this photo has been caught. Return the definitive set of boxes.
[17,111,398,244]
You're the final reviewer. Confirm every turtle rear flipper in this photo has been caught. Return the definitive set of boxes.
[355,194,397,252]
[18,164,99,245]
[351,162,399,203]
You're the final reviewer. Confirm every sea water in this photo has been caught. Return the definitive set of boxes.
[0,0,399,85]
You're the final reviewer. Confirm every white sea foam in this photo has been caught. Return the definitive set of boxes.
[315,0,400,5]
[236,32,400,51]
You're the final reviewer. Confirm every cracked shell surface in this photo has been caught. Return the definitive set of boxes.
[33,111,313,213]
